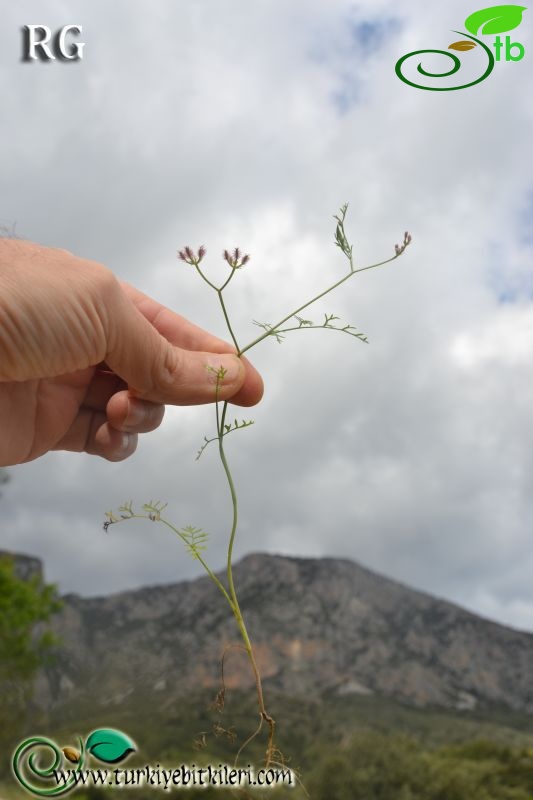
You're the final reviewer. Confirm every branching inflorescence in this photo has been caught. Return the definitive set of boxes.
[103,205,412,768]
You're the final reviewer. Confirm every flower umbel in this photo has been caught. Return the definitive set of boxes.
[223,248,250,269]
[178,246,206,266]
[394,231,412,256]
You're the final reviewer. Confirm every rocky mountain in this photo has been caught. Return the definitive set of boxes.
[4,550,533,715]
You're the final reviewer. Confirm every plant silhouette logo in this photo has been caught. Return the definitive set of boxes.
[11,728,136,796]
[395,5,527,90]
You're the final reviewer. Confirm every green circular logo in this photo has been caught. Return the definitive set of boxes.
[395,31,495,90]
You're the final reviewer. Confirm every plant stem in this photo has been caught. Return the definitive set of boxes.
[216,397,275,763]
[194,263,219,292]
[218,402,238,601]
[194,263,240,352]
[239,251,399,356]
[120,514,235,610]
[217,290,240,353]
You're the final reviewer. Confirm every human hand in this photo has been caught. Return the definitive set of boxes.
[0,240,263,466]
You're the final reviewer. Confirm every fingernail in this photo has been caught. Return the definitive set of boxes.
[116,432,137,458]
[124,400,146,429]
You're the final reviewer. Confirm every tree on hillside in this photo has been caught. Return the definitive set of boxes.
[0,553,61,773]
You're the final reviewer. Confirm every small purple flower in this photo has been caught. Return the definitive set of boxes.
[223,247,250,269]
[394,231,412,257]
[177,246,206,266]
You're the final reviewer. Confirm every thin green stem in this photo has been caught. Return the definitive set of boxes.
[212,374,253,651]
[211,382,246,644]
[218,401,243,636]
[108,513,235,611]
[239,252,399,356]
[215,391,221,439]
[159,518,234,610]
[217,290,240,353]
[194,263,219,291]
[273,324,367,340]
[194,264,240,351]
[219,266,237,292]
[216,397,273,761]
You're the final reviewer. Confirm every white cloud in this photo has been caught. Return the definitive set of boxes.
[451,305,533,368]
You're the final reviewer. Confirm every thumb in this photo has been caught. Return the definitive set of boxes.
[104,292,246,405]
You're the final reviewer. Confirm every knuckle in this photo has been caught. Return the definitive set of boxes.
[88,260,119,295]
[155,344,183,393]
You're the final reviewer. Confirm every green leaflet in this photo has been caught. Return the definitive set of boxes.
[85,729,136,764]
[464,5,526,35]
[179,525,209,560]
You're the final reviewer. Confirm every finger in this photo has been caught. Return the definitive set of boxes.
[94,354,263,408]
[120,282,264,406]
[52,409,137,461]
[229,355,264,406]
[93,422,138,461]
[106,391,165,433]
[121,282,235,351]
[88,359,262,411]
[105,291,249,405]
[82,369,127,411]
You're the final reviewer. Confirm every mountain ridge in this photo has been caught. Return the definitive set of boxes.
[3,548,533,716]
[51,550,527,635]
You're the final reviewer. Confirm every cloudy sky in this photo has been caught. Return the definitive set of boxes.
[2,0,533,633]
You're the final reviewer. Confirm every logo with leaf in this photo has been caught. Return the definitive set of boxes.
[395,4,527,90]
[12,728,136,796]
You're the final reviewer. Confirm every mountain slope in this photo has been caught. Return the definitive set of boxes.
[27,551,533,714]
